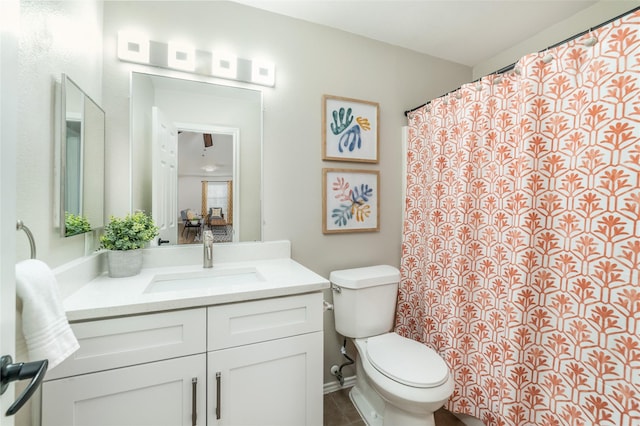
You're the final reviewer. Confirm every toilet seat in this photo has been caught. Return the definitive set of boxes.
[365,333,449,388]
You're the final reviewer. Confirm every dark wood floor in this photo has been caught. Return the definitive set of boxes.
[324,387,466,426]
[324,388,365,426]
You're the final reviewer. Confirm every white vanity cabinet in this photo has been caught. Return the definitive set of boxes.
[41,292,323,426]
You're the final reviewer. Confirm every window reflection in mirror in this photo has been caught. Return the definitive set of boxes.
[60,74,105,237]
[130,72,262,246]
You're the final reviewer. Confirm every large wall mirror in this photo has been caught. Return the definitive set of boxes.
[59,74,105,237]
[130,72,262,245]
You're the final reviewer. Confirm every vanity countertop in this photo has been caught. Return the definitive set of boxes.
[62,247,329,322]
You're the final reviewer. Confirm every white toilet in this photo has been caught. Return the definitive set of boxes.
[330,265,454,426]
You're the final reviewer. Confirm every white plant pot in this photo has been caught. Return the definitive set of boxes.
[107,249,143,278]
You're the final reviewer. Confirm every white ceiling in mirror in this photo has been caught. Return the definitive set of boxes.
[178,131,233,177]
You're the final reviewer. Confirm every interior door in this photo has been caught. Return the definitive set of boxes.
[1,1,19,423]
[151,107,178,245]
[1,5,49,422]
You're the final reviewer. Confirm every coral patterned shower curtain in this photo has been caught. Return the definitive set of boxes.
[397,10,639,426]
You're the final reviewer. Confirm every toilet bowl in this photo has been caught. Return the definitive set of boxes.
[330,265,455,426]
[351,333,454,426]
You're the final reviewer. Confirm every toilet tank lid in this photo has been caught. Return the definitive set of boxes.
[330,265,400,289]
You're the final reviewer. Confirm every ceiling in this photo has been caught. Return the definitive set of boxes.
[233,0,601,66]
[178,131,234,178]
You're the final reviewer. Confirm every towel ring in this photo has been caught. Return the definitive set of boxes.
[16,221,36,259]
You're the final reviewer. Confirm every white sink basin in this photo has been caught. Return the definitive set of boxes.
[145,267,265,293]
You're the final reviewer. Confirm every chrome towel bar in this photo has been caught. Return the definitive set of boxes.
[16,221,36,259]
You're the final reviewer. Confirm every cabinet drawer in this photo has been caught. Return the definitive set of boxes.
[208,293,322,350]
[46,308,206,380]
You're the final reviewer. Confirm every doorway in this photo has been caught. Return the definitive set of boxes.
[176,126,239,244]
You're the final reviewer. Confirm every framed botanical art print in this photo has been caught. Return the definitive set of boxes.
[322,95,379,163]
[323,168,380,234]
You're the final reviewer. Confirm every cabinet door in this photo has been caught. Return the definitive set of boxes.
[42,354,206,426]
[208,332,323,426]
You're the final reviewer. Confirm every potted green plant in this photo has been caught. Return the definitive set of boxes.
[100,211,159,278]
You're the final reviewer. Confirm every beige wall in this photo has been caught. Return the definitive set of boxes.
[16,1,103,266]
[474,0,640,78]
[102,0,471,384]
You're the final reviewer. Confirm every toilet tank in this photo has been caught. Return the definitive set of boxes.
[330,265,400,338]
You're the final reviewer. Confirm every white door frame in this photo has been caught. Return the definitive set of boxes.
[1,0,19,422]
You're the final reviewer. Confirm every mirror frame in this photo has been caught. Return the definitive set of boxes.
[59,73,106,237]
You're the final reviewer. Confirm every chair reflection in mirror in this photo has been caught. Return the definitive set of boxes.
[180,209,202,242]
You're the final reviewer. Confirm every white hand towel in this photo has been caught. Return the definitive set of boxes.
[15,259,79,369]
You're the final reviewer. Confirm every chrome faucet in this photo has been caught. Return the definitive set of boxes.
[203,230,214,268]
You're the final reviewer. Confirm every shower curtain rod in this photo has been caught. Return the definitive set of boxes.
[403,5,640,117]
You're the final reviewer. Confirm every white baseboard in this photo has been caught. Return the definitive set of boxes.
[323,375,357,394]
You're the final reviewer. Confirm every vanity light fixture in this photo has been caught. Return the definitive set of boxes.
[211,51,238,79]
[251,59,275,86]
[168,42,196,71]
[116,31,276,87]
[117,31,150,64]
